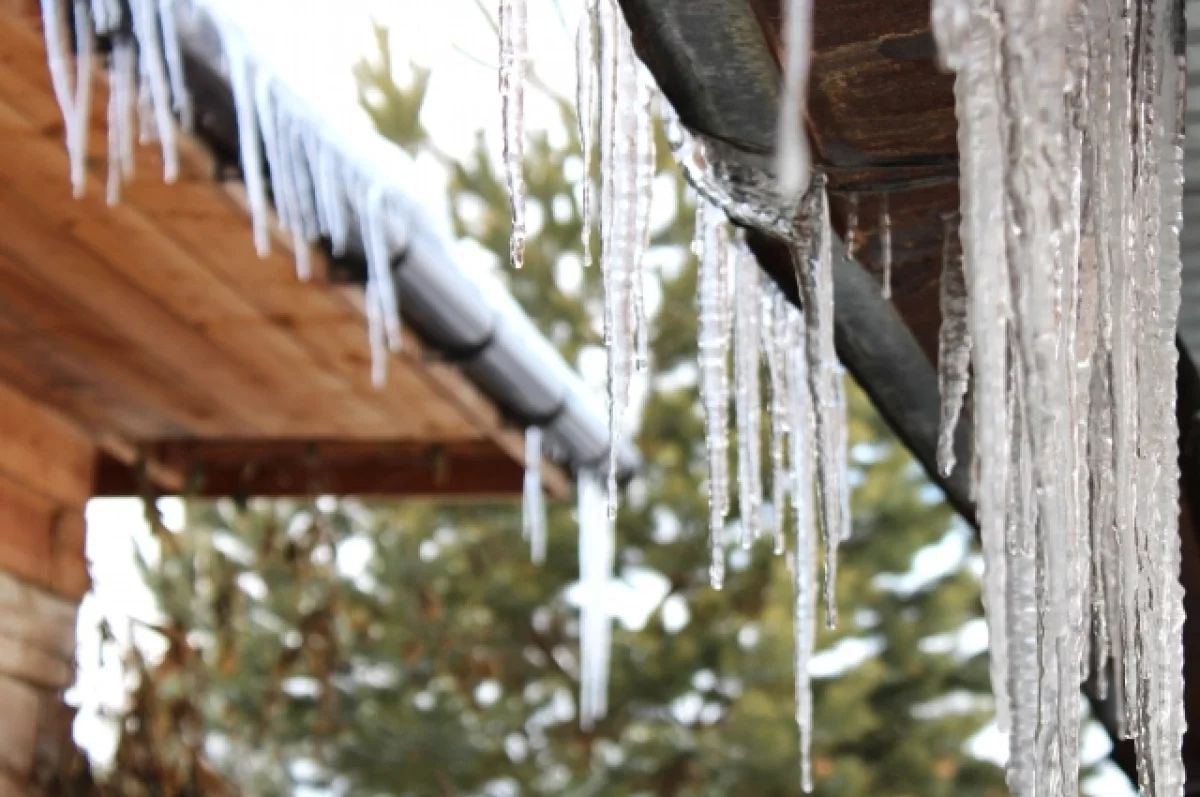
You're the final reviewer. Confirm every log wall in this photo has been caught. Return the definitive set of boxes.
[0,380,93,794]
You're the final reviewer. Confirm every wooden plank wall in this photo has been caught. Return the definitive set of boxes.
[0,380,92,794]
[0,380,92,599]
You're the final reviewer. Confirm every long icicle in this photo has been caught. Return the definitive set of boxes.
[791,175,845,629]
[523,427,548,564]
[879,193,893,300]
[763,288,791,556]
[935,212,971,477]
[577,468,614,730]
[733,235,764,548]
[499,0,528,269]
[785,301,817,793]
[40,0,95,198]
[694,201,733,588]
[129,0,178,181]
[576,0,599,271]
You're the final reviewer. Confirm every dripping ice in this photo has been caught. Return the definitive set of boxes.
[499,0,528,269]
[694,201,733,588]
[575,0,840,776]
[577,468,614,730]
[932,0,1187,792]
[935,212,969,477]
[879,193,892,300]
[733,235,764,548]
[593,0,656,520]
[523,426,548,565]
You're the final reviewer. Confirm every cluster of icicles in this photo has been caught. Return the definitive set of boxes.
[39,0,606,751]
[502,0,850,777]
[41,0,408,385]
[502,0,1189,793]
[930,0,1188,793]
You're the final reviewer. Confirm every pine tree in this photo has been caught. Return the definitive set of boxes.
[106,23,1007,797]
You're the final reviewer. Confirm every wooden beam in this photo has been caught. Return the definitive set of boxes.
[93,439,540,499]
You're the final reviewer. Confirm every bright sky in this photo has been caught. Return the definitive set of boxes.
[75,2,1135,793]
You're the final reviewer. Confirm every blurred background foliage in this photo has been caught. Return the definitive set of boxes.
[97,17,1005,797]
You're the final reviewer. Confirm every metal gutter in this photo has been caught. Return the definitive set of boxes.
[174,9,637,481]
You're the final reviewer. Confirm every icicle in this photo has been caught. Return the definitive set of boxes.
[695,201,732,588]
[106,37,137,205]
[364,282,388,389]
[157,0,193,131]
[223,33,271,256]
[360,183,405,355]
[254,76,293,231]
[129,0,178,181]
[576,1,598,271]
[763,288,791,556]
[632,72,656,373]
[844,191,859,259]
[285,123,322,280]
[776,0,813,196]
[879,193,892,300]
[136,58,155,144]
[791,176,844,629]
[577,468,614,729]
[311,139,350,257]
[597,1,646,521]
[733,236,763,548]
[935,212,970,477]
[523,427,548,564]
[499,0,528,269]
[40,0,95,197]
[89,0,119,32]
[784,303,817,793]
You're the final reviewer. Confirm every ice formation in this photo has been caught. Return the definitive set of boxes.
[40,0,95,198]
[553,0,1188,789]
[44,0,1190,791]
[523,426,548,564]
[40,1,412,383]
[499,0,528,269]
[693,200,733,588]
[589,0,656,518]
[932,0,1187,793]
[576,467,614,729]
[844,191,860,258]
[879,193,893,299]
[935,212,970,477]
[576,0,598,272]
[733,236,764,548]
[565,0,841,770]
